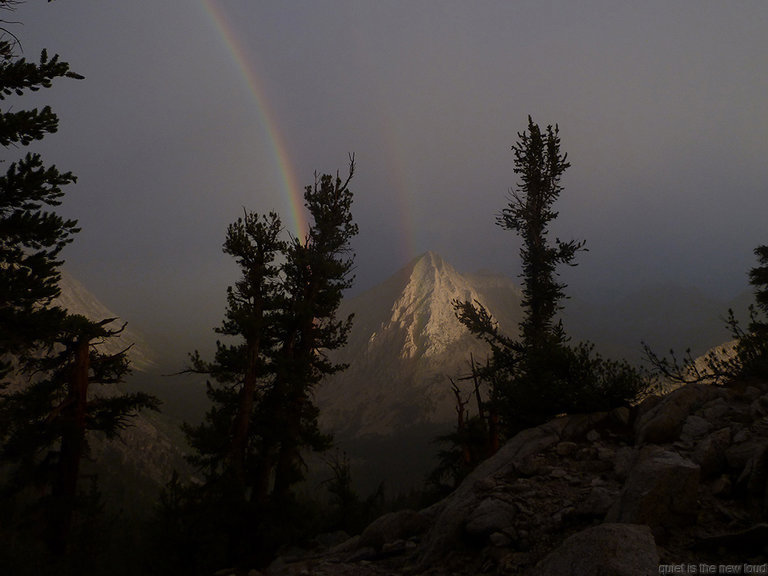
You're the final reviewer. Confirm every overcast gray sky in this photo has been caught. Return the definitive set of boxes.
[9,1,768,362]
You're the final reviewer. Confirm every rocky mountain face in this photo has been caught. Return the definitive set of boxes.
[317,251,523,438]
[266,378,768,575]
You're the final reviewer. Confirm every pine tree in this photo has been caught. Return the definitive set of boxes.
[271,158,358,499]
[184,157,358,504]
[0,6,160,555]
[178,159,358,567]
[456,118,643,434]
[184,211,284,499]
[0,8,83,377]
[498,116,585,355]
[0,315,160,553]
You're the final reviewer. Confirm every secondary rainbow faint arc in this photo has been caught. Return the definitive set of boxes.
[200,1,308,238]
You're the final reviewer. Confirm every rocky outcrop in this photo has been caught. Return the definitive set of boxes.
[635,383,723,444]
[605,447,700,539]
[267,378,768,575]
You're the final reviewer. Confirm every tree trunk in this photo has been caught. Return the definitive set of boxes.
[273,395,302,500]
[450,380,471,465]
[227,339,259,496]
[49,337,89,555]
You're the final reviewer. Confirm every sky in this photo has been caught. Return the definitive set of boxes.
[7,1,768,363]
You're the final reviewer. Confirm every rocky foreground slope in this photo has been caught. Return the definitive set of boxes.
[261,378,768,575]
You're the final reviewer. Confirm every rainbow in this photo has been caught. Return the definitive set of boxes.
[199,1,308,238]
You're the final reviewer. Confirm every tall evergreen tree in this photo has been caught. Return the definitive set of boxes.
[456,118,642,434]
[184,211,284,499]
[178,159,358,568]
[0,5,160,555]
[498,116,585,355]
[0,5,82,377]
[271,158,358,499]
[185,157,358,503]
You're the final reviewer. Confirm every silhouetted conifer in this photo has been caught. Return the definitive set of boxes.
[272,158,357,499]
[455,118,644,436]
[1,315,160,554]
[0,5,159,556]
[184,211,284,500]
[180,157,357,567]
[0,10,82,377]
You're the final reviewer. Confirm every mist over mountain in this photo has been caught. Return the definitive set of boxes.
[563,283,752,364]
[51,254,752,496]
[312,251,750,492]
[319,252,745,438]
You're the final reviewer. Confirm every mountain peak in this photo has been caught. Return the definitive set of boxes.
[404,250,448,275]
[319,252,523,439]
[387,253,478,360]
[406,251,455,286]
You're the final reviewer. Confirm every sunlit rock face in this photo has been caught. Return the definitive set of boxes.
[383,252,487,360]
[317,251,523,437]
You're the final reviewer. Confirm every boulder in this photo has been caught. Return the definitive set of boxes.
[414,416,567,569]
[556,441,579,457]
[751,395,768,418]
[607,447,700,531]
[561,412,609,440]
[608,406,632,429]
[533,523,658,576]
[735,443,768,501]
[680,414,713,442]
[635,384,722,444]
[692,523,768,555]
[693,427,731,478]
[464,497,517,541]
[357,509,430,553]
[700,396,730,421]
[726,438,764,472]
[575,486,616,518]
[613,446,638,481]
